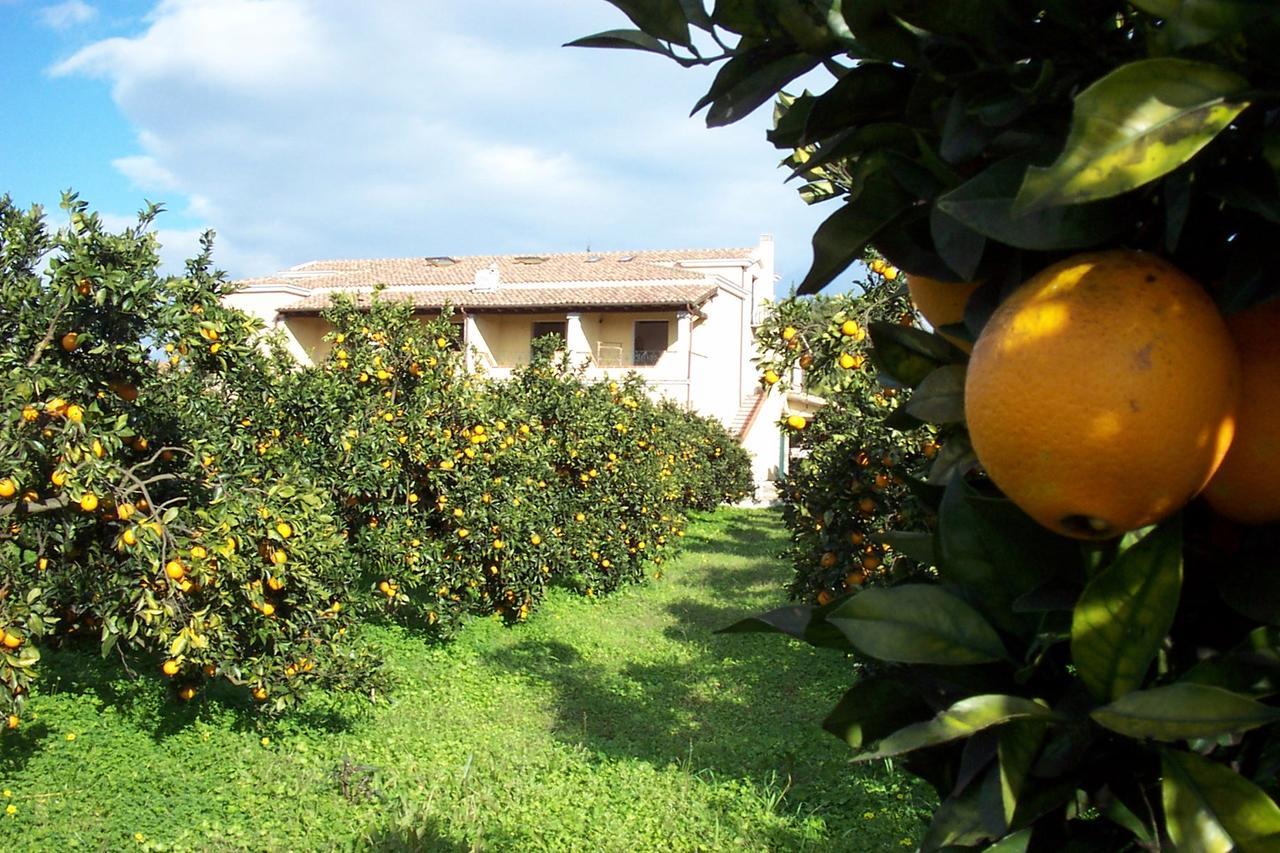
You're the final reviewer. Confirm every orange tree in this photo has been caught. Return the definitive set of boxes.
[0,193,753,724]
[581,2,1280,848]
[755,261,937,604]
[0,194,370,720]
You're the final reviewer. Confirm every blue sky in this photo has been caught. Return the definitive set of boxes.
[1,1,836,292]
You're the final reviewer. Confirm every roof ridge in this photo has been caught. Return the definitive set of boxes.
[292,246,753,268]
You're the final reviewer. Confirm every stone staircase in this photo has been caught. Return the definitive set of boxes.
[729,390,766,439]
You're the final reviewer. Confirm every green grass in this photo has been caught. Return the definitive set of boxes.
[0,508,931,851]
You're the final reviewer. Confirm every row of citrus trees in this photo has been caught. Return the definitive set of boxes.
[0,193,753,723]
[756,260,937,604]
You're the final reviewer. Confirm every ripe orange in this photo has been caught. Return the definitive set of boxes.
[906,275,981,351]
[1203,299,1280,522]
[966,251,1239,539]
[252,686,269,702]
[819,551,837,568]
[79,493,99,512]
[60,332,79,351]
[763,369,780,385]
[165,560,185,580]
[6,714,17,730]
[786,414,807,430]
[162,659,180,677]
[0,479,15,499]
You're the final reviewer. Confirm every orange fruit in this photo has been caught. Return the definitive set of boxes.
[252,686,269,702]
[0,479,15,499]
[162,659,180,677]
[786,414,807,430]
[60,332,79,351]
[966,251,1239,539]
[165,560,185,580]
[763,369,780,385]
[1203,299,1280,522]
[819,551,838,568]
[6,714,17,730]
[906,275,981,351]
[79,493,99,512]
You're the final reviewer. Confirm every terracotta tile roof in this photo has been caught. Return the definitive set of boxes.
[277,282,721,314]
[235,247,752,291]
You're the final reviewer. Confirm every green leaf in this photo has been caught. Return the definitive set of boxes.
[1091,683,1280,741]
[929,207,986,282]
[984,829,1033,853]
[937,157,1125,250]
[874,530,935,565]
[1130,0,1278,49]
[796,172,914,294]
[935,476,1077,633]
[565,29,675,58]
[1016,59,1250,211]
[822,674,929,748]
[1071,520,1182,701]
[828,584,1009,665]
[717,603,850,650]
[867,321,963,387]
[695,44,821,128]
[998,720,1048,825]
[603,0,692,45]
[919,764,1006,850]
[903,364,966,424]
[1162,749,1280,852]
[802,62,913,143]
[856,694,1053,761]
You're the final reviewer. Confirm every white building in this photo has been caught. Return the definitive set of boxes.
[225,237,818,501]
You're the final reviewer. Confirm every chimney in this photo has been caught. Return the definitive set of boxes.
[473,262,499,292]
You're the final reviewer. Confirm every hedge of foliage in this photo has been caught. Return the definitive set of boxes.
[0,194,753,722]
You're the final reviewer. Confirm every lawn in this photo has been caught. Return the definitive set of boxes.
[0,508,930,851]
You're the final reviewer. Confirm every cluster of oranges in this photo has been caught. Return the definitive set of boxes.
[909,251,1279,538]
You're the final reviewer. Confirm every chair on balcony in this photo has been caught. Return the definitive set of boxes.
[596,341,624,367]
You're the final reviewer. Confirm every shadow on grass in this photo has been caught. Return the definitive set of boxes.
[0,637,370,780]
[478,509,867,843]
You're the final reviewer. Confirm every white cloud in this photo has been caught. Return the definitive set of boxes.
[112,155,181,191]
[51,0,832,288]
[39,0,97,29]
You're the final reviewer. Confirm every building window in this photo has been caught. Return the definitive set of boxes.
[633,320,669,366]
[531,321,567,357]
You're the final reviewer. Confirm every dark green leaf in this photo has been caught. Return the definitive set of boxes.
[867,321,963,387]
[937,157,1126,250]
[695,44,821,127]
[565,29,674,57]
[803,63,913,143]
[829,584,1009,665]
[717,603,851,650]
[936,476,1075,632]
[1164,168,1193,252]
[1180,626,1280,693]
[856,694,1053,761]
[904,364,966,424]
[927,430,978,485]
[919,764,1006,850]
[711,0,774,36]
[998,720,1047,826]
[604,0,692,45]
[822,674,930,748]
[1016,59,1250,211]
[874,530,935,565]
[1092,683,1280,741]
[930,207,986,282]
[796,172,914,294]
[1131,0,1278,49]
[1162,749,1280,851]
[985,829,1033,853]
[1071,520,1183,701]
